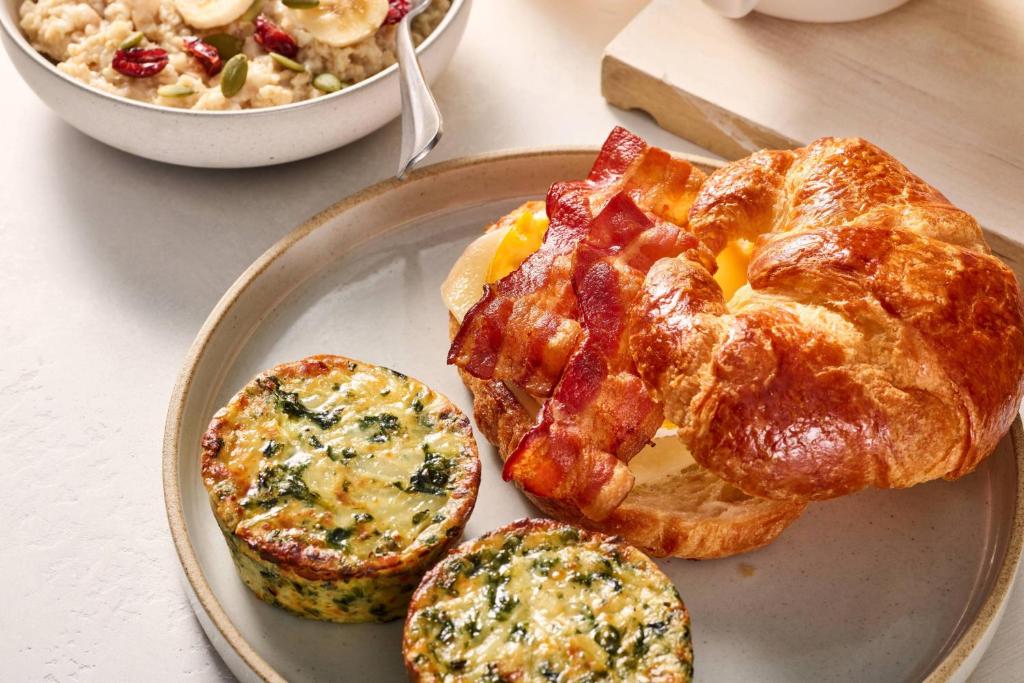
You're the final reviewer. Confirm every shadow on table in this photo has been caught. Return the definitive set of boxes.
[46,113,402,339]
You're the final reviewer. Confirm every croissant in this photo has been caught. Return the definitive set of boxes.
[631,137,1024,501]
[444,131,1023,557]
[443,128,807,558]
[452,320,806,559]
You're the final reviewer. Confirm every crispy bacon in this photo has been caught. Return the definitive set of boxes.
[448,127,705,396]
[503,193,710,520]
[587,125,647,185]
[449,126,713,519]
[447,180,592,396]
[587,128,707,228]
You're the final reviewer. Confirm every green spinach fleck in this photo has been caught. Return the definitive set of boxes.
[595,624,622,661]
[326,527,352,548]
[509,621,528,642]
[422,608,456,644]
[539,663,561,682]
[406,445,454,495]
[558,527,581,543]
[242,456,317,509]
[373,532,400,556]
[463,613,482,639]
[358,413,401,442]
[489,583,519,621]
[633,622,659,659]
[328,446,357,462]
[531,557,557,576]
[261,376,341,429]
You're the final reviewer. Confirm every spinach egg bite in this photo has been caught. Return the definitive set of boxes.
[403,519,694,682]
[201,354,480,623]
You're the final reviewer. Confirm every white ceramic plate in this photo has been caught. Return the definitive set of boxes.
[164,149,1024,682]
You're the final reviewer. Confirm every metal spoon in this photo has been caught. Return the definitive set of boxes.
[395,0,443,179]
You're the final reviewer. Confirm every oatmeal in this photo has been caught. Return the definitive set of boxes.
[18,0,450,110]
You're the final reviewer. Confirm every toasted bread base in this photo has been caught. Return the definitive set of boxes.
[452,316,805,558]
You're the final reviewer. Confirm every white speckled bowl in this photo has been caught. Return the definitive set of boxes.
[0,0,470,167]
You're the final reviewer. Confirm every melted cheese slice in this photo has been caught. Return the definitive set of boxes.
[441,203,549,323]
[713,238,754,301]
[441,226,511,323]
[442,207,752,321]
[486,208,549,281]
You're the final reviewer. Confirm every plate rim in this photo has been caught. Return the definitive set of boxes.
[162,147,1024,683]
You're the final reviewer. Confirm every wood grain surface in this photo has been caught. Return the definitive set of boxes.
[601,0,1024,252]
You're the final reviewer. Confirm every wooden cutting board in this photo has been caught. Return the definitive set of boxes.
[601,0,1024,274]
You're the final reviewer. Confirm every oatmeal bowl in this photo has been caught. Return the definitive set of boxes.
[0,0,469,166]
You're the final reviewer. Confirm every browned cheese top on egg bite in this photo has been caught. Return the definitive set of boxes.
[404,519,694,682]
[201,354,480,621]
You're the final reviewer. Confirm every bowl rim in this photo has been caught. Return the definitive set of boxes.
[163,146,1024,683]
[0,0,465,117]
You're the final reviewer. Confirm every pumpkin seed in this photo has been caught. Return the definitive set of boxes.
[204,33,244,60]
[158,84,195,98]
[119,31,144,49]
[220,54,248,97]
[270,52,305,72]
[313,72,343,93]
[282,0,319,7]
[241,0,262,22]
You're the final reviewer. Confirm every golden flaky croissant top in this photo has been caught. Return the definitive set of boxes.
[632,136,1024,501]
[445,129,1024,558]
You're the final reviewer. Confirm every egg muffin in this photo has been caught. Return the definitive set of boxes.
[403,519,694,681]
[201,354,480,623]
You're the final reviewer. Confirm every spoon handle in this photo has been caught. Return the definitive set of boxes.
[396,8,443,179]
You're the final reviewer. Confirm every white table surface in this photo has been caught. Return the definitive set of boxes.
[0,1,1019,680]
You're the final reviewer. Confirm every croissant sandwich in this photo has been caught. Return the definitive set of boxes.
[441,127,1024,559]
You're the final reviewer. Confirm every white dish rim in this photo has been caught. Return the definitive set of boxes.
[162,147,1024,682]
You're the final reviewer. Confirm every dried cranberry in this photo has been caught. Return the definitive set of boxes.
[184,37,223,76]
[384,0,410,24]
[112,47,169,78]
[253,15,298,59]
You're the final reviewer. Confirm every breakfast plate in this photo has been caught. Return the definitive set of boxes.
[164,148,1024,682]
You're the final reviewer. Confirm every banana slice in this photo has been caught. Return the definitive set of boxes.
[288,0,388,48]
[174,0,252,29]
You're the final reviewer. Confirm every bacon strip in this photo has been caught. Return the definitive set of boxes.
[448,127,705,397]
[446,180,591,396]
[502,193,710,520]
